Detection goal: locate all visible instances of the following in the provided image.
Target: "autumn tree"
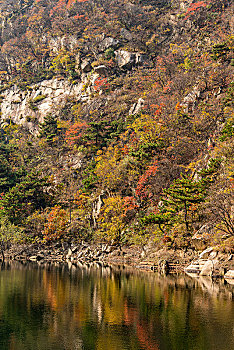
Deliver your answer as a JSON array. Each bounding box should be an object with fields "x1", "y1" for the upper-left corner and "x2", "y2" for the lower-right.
[
  {"x1": 160, "y1": 174, "x2": 207, "y2": 234},
  {"x1": 42, "y1": 205, "x2": 69, "y2": 242},
  {"x1": 97, "y1": 196, "x2": 136, "y2": 244}
]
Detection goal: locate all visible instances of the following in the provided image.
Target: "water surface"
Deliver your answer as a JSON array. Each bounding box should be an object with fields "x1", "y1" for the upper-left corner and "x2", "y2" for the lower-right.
[{"x1": 0, "y1": 261, "x2": 233, "y2": 350}]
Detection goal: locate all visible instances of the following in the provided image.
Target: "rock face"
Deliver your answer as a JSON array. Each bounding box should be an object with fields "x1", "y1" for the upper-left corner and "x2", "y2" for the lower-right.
[
  {"x1": 81, "y1": 59, "x2": 92, "y2": 73},
  {"x1": 129, "y1": 98, "x2": 145, "y2": 115},
  {"x1": 185, "y1": 259, "x2": 208, "y2": 274},
  {"x1": 200, "y1": 260, "x2": 214, "y2": 276},
  {"x1": 224, "y1": 270, "x2": 234, "y2": 279},
  {"x1": 185, "y1": 258, "x2": 220, "y2": 276},
  {"x1": 115, "y1": 50, "x2": 147, "y2": 69},
  {"x1": 0, "y1": 77, "x2": 90, "y2": 132},
  {"x1": 185, "y1": 247, "x2": 215, "y2": 275},
  {"x1": 185, "y1": 246, "x2": 234, "y2": 279},
  {"x1": 49, "y1": 35, "x2": 79, "y2": 53},
  {"x1": 192, "y1": 224, "x2": 213, "y2": 250},
  {"x1": 120, "y1": 28, "x2": 133, "y2": 41},
  {"x1": 199, "y1": 247, "x2": 213, "y2": 259},
  {"x1": 0, "y1": 35, "x2": 148, "y2": 132},
  {"x1": 182, "y1": 85, "x2": 200, "y2": 113},
  {"x1": 92, "y1": 194, "x2": 104, "y2": 228},
  {"x1": 136, "y1": 53, "x2": 147, "y2": 65},
  {"x1": 94, "y1": 65, "x2": 109, "y2": 76},
  {"x1": 99, "y1": 37, "x2": 119, "y2": 51},
  {"x1": 115, "y1": 50, "x2": 136, "y2": 69}
]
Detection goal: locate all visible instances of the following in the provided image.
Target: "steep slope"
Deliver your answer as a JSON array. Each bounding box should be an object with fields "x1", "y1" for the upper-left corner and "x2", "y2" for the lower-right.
[{"x1": 0, "y1": 0, "x2": 233, "y2": 252}]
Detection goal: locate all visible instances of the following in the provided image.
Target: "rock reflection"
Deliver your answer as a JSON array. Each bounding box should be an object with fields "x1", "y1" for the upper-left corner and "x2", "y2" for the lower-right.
[{"x1": 0, "y1": 261, "x2": 233, "y2": 350}]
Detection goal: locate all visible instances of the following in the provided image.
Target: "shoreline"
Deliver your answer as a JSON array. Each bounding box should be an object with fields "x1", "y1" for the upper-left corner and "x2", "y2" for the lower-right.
[{"x1": 2, "y1": 242, "x2": 234, "y2": 280}]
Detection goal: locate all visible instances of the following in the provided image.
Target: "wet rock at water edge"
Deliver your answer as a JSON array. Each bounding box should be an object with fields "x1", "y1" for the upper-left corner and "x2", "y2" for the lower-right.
[
  {"x1": 29, "y1": 255, "x2": 38, "y2": 262},
  {"x1": 224, "y1": 270, "x2": 234, "y2": 279},
  {"x1": 199, "y1": 247, "x2": 214, "y2": 259},
  {"x1": 200, "y1": 260, "x2": 214, "y2": 276}
]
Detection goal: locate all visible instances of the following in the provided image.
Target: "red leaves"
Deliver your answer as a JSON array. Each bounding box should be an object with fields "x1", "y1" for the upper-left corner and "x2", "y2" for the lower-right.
[
  {"x1": 73, "y1": 14, "x2": 85, "y2": 19},
  {"x1": 50, "y1": 0, "x2": 88, "y2": 17},
  {"x1": 149, "y1": 103, "x2": 164, "y2": 117},
  {"x1": 50, "y1": 0, "x2": 67, "y2": 16},
  {"x1": 42, "y1": 206, "x2": 69, "y2": 242},
  {"x1": 65, "y1": 121, "x2": 88, "y2": 146},
  {"x1": 162, "y1": 80, "x2": 172, "y2": 93},
  {"x1": 123, "y1": 196, "x2": 138, "y2": 213},
  {"x1": 122, "y1": 144, "x2": 129, "y2": 155},
  {"x1": 184, "y1": 1, "x2": 209, "y2": 19},
  {"x1": 136, "y1": 161, "x2": 158, "y2": 200},
  {"x1": 94, "y1": 77, "x2": 110, "y2": 92}
]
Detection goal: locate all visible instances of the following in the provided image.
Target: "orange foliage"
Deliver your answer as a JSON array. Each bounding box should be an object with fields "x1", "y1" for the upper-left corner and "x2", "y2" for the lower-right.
[
  {"x1": 65, "y1": 121, "x2": 88, "y2": 146},
  {"x1": 42, "y1": 206, "x2": 69, "y2": 241},
  {"x1": 184, "y1": 1, "x2": 209, "y2": 19},
  {"x1": 123, "y1": 196, "x2": 138, "y2": 214},
  {"x1": 50, "y1": 0, "x2": 88, "y2": 16},
  {"x1": 136, "y1": 161, "x2": 158, "y2": 200},
  {"x1": 94, "y1": 77, "x2": 110, "y2": 92}
]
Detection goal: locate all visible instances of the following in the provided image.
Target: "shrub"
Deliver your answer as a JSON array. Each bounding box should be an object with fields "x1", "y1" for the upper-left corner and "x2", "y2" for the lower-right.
[
  {"x1": 32, "y1": 94, "x2": 47, "y2": 103},
  {"x1": 42, "y1": 206, "x2": 69, "y2": 242},
  {"x1": 0, "y1": 217, "x2": 24, "y2": 259},
  {"x1": 219, "y1": 118, "x2": 234, "y2": 141}
]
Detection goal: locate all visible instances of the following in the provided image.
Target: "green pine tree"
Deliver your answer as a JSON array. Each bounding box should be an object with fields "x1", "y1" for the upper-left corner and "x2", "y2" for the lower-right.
[
  {"x1": 0, "y1": 172, "x2": 53, "y2": 224},
  {"x1": 39, "y1": 114, "x2": 58, "y2": 145},
  {"x1": 141, "y1": 212, "x2": 173, "y2": 235},
  {"x1": 162, "y1": 174, "x2": 206, "y2": 233},
  {"x1": 0, "y1": 141, "x2": 23, "y2": 192}
]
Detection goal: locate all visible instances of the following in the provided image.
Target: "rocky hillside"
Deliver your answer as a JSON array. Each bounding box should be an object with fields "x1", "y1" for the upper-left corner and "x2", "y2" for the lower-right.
[{"x1": 0, "y1": 0, "x2": 233, "y2": 255}]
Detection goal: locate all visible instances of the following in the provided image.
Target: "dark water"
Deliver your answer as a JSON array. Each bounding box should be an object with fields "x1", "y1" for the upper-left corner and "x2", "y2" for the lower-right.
[{"x1": 0, "y1": 262, "x2": 233, "y2": 350}]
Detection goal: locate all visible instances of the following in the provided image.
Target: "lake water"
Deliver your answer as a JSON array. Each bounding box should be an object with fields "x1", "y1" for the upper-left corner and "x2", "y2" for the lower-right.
[{"x1": 0, "y1": 262, "x2": 233, "y2": 350}]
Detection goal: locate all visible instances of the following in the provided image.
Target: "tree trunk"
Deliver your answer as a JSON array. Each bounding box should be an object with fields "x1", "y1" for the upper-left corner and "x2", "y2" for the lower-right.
[
  {"x1": 1, "y1": 249, "x2": 5, "y2": 262},
  {"x1": 159, "y1": 223, "x2": 165, "y2": 235},
  {"x1": 184, "y1": 201, "x2": 189, "y2": 233}
]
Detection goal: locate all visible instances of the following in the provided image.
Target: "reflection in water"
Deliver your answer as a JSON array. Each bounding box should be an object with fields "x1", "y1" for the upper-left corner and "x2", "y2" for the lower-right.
[{"x1": 0, "y1": 261, "x2": 233, "y2": 350}]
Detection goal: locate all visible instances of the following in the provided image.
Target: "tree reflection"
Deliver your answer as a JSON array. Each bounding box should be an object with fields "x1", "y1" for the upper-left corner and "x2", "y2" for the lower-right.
[{"x1": 0, "y1": 262, "x2": 233, "y2": 350}]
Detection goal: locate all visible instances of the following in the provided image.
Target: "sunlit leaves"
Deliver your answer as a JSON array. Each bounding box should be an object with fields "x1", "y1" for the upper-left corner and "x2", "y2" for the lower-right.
[
  {"x1": 65, "y1": 120, "x2": 88, "y2": 146},
  {"x1": 42, "y1": 205, "x2": 69, "y2": 241}
]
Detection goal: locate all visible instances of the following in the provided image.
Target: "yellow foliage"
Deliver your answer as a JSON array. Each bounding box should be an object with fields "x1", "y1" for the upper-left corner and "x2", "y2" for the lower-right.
[
  {"x1": 97, "y1": 196, "x2": 126, "y2": 242},
  {"x1": 95, "y1": 144, "x2": 139, "y2": 190},
  {"x1": 95, "y1": 146, "x2": 122, "y2": 190},
  {"x1": 128, "y1": 114, "x2": 164, "y2": 144}
]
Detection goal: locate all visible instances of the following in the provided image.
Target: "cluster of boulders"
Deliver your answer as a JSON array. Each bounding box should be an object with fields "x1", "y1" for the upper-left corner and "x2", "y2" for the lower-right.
[
  {"x1": 185, "y1": 247, "x2": 233, "y2": 282},
  {"x1": 78, "y1": 47, "x2": 148, "y2": 76},
  {"x1": 5, "y1": 242, "x2": 117, "y2": 264},
  {"x1": 65, "y1": 243, "x2": 115, "y2": 263}
]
